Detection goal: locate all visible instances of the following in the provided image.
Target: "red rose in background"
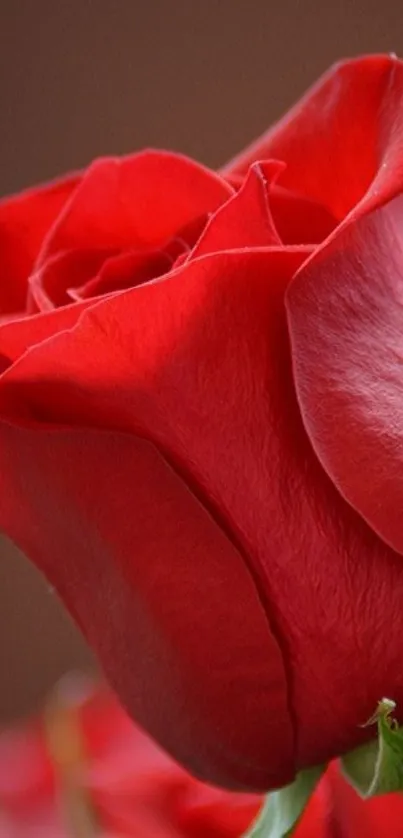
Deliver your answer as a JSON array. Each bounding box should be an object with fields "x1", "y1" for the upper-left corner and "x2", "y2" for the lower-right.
[
  {"x1": 2, "y1": 677, "x2": 403, "y2": 837},
  {"x1": 1, "y1": 54, "x2": 403, "y2": 793},
  {"x1": 0, "y1": 677, "x2": 323, "y2": 837}
]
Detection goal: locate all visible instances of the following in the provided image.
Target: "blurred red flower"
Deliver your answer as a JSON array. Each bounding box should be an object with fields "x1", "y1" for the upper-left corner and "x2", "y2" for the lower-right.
[
  {"x1": 0, "y1": 676, "x2": 261, "y2": 837},
  {"x1": 1, "y1": 676, "x2": 403, "y2": 837}
]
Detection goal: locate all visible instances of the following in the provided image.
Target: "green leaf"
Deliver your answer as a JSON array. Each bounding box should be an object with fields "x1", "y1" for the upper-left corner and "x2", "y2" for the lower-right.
[
  {"x1": 342, "y1": 697, "x2": 403, "y2": 797},
  {"x1": 243, "y1": 765, "x2": 324, "y2": 838}
]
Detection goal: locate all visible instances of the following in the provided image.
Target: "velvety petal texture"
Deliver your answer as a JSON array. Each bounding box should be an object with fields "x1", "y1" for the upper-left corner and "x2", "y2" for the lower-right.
[
  {"x1": 2, "y1": 54, "x2": 403, "y2": 797},
  {"x1": 287, "y1": 197, "x2": 403, "y2": 555},
  {"x1": 0, "y1": 421, "x2": 293, "y2": 791}
]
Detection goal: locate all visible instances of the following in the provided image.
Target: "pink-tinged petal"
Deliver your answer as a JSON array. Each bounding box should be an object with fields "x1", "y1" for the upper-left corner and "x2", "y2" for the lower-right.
[
  {"x1": 0, "y1": 174, "x2": 80, "y2": 314},
  {"x1": 0, "y1": 811, "x2": 67, "y2": 838},
  {"x1": 0, "y1": 723, "x2": 53, "y2": 808},
  {"x1": 37, "y1": 151, "x2": 232, "y2": 267},
  {"x1": 222, "y1": 55, "x2": 403, "y2": 221},
  {"x1": 190, "y1": 162, "x2": 282, "y2": 259},
  {"x1": 83, "y1": 693, "x2": 262, "y2": 837},
  {"x1": 61, "y1": 679, "x2": 134, "y2": 761},
  {"x1": 0, "y1": 423, "x2": 293, "y2": 792},
  {"x1": 3, "y1": 248, "x2": 402, "y2": 777},
  {"x1": 287, "y1": 196, "x2": 403, "y2": 555}
]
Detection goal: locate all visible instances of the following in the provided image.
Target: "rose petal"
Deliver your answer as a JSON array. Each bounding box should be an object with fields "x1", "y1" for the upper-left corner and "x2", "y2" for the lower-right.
[
  {"x1": 0, "y1": 296, "x2": 97, "y2": 372},
  {"x1": 222, "y1": 54, "x2": 403, "y2": 221},
  {"x1": 0, "y1": 724, "x2": 52, "y2": 806},
  {"x1": 190, "y1": 162, "x2": 283, "y2": 259},
  {"x1": 0, "y1": 423, "x2": 293, "y2": 791},
  {"x1": 28, "y1": 248, "x2": 118, "y2": 312},
  {"x1": 37, "y1": 151, "x2": 232, "y2": 268},
  {"x1": 287, "y1": 195, "x2": 403, "y2": 556},
  {"x1": 72, "y1": 250, "x2": 172, "y2": 302},
  {"x1": 0, "y1": 249, "x2": 307, "y2": 431},
  {"x1": 269, "y1": 185, "x2": 336, "y2": 244},
  {"x1": 0, "y1": 174, "x2": 80, "y2": 314}
]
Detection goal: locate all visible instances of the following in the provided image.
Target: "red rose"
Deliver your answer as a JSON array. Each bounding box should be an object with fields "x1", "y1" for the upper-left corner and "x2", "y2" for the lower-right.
[
  {"x1": 2, "y1": 675, "x2": 346, "y2": 837},
  {"x1": 0, "y1": 677, "x2": 261, "y2": 837},
  {"x1": 1, "y1": 53, "x2": 403, "y2": 793},
  {"x1": 3, "y1": 676, "x2": 403, "y2": 838}
]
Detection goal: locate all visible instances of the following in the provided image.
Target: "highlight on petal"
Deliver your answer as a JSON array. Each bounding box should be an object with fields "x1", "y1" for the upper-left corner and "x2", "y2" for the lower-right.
[
  {"x1": 37, "y1": 150, "x2": 232, "y2": 267},
  {"x1": 0, "y1": 422, "x2": 293, "y2": 792},
  {"x1": 287, "y1": 194, "x2": 403, "y2": 556},
  {"x1": 0, "y1": 173, "x2": 80, "y2": 314},
  {"x1": 222, "y1": 54, "x2": 403, "y2": 222}
]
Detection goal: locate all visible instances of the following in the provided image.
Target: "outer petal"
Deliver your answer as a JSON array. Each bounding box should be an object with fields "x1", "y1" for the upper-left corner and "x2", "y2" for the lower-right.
[
  {"x1": 287, "y1": 195, "x2": 403, "y2": 555},
  {"x1": 0, "y1": 423, "x2": 292, "y2": 792},
  {"x1": 2, "y1": 249, "x2": 402, "y2": 775},
  {"x1": 222, "y1": 55, "x2": 403, "y2": 221},
  {"x1": 0, "y1": 174, "x2": 80, "y2": 314},
  {"x1": 0, "y1": 295, "x2": 98, "y2": 371}
]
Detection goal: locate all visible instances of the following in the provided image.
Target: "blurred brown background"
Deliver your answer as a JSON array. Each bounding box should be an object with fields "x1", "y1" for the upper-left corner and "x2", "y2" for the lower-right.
[{"x1": 0, "y1": 0, "x2": 400, "y2": 721}]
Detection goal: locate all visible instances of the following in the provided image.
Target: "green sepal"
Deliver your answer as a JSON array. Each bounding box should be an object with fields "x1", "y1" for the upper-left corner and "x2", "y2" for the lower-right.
[
  {"x1": 341, "y1": 697, "x2": 403, "y2": 797},
  {"x1": 243, "y1": 765, "x2": 324, "y2": 838}
]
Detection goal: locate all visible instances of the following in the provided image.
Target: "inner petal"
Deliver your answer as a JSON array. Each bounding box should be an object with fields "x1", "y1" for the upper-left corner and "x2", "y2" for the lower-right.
[
  {"x1": 28, "y1": 248, "x2": 118, "y2": 312},
  {"x1": 269, "y1": 184, "x2": 337, "y2": 245},
  {"x1": 72, "y1": 250, "x2": 174, "y2": 302}
]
